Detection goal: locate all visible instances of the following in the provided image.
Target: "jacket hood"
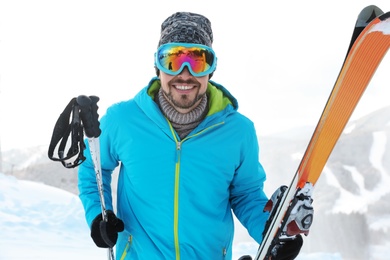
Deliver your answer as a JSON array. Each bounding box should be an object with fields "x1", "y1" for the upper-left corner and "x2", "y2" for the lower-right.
[{"x1": 131, "y1": 77, "x2": 239, "y2": 136}]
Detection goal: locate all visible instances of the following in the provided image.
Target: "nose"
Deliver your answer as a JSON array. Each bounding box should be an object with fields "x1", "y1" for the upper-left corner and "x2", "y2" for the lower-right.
[{"x1": 178, "y1": 65, "x2": 192, "y2": 77}]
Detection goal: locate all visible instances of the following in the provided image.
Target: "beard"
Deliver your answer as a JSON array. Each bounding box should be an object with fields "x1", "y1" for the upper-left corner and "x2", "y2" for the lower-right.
[
  {"x1": 163, "y1": 78, "x2": 206, "y2": 110},
  {"x1": 165, "y1": 91, "x2": 205, "y2": 109}
]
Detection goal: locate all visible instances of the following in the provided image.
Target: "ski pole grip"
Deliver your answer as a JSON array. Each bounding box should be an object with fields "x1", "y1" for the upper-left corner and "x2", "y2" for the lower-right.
[{"x1": 77, "y1": 95, "x2": 102, "y2": 138}]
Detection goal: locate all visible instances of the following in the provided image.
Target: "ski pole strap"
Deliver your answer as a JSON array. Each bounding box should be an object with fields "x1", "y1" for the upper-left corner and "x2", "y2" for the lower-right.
[{"x1": 47, "y1": 95, "x2": 101, "y2": 168}]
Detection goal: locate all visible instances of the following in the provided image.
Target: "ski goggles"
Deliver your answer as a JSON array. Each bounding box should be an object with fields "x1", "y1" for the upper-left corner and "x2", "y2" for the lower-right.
[{"x1": 154, "y1": 43, "x2": 217, "y2": 77}]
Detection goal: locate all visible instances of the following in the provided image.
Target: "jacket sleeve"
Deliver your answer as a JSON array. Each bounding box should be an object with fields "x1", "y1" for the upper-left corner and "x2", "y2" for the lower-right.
[
  {"x1": 78, "y1": 109, "x2": 120, "y2": 227},
  {"x1": 229, "y1": 122, "x2": 269, "y2": 244}
]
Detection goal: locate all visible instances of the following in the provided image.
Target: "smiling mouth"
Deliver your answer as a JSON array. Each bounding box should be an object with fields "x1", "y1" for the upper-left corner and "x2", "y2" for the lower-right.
[{"x1": 174, "y1": 85, "x2": 195, "y2": 90}]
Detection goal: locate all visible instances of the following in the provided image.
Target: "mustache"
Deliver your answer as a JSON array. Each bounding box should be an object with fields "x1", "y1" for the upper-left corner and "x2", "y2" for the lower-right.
[{"x1": 169, "y1": 77, "x2": 200, "y2": 86}]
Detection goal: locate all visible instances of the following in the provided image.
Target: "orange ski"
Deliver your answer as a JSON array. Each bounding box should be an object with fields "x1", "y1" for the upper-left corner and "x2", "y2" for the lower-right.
[
  {"x1": 297, "y1": 11, "x2": 390, "y2": 188},
  {"x1": 254, "y1": 5, "x2": 390, "y2": 260}
]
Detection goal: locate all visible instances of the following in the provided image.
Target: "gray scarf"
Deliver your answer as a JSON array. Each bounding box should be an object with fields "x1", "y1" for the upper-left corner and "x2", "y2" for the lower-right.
[{"x1": 156, "y1": 88, "x2": 208, "y2": 139}]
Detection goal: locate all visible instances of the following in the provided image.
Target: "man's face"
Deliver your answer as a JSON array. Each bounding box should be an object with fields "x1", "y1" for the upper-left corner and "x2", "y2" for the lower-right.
[{"x1": 159, "y1": 67, "x2": 209, "y2": 113}]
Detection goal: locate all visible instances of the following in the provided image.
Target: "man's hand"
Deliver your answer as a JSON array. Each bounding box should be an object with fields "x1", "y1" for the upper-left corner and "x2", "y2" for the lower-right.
[
  {"x1": 270, "y1": 234, "x2": 303, "y2": 260},
  {"x1": 264, "y1": 184, "x2": 314, "y2": 259},
  {"x1": 90, "y1": 210, "x2": 125, "y2": 248}
]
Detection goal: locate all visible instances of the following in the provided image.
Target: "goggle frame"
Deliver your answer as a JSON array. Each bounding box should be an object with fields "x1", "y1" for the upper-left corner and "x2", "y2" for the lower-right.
[{"x1": 154, "y1": 42, "x2": 217, "y2": 77}]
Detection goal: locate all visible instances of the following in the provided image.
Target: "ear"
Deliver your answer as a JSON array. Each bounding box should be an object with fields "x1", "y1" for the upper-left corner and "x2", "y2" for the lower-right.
[{"x1": 155, "y1": 66, "x2": 160, "y2": 77}]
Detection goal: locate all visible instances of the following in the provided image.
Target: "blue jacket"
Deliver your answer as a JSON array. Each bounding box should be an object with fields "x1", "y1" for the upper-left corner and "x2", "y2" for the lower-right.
[{"x1": 78, "y1": 78, "x2": 269, "y2": 259}]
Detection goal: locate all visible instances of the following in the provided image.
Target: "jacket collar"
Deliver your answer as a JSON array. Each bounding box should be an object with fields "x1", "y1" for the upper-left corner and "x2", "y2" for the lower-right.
[{"x1": 134, "y1": 77, "x2": 238, "y2": 134}]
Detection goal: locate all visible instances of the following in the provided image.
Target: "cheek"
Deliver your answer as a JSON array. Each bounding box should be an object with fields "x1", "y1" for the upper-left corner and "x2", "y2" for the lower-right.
[
  {"x1": 199, "y1": 77, "x2": 209, "y2": 93},
  {"x1": 159, "y1": 73, "x2": 174, "y2": 90},
  {"x1": 159, "y1": 72, "x2": 173, "y2": 82}
]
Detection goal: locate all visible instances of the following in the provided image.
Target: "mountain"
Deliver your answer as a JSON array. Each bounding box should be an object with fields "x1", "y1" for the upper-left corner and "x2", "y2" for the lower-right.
[
  {"x1": 258, "y1": 105, "x2": 390, "y2": 259},
  {"x1": 1, "y1": 105, "x2": 390, "y2": 259},
  {"x1": 2, "y1": 145, "x2": 79, "y2": 194}
]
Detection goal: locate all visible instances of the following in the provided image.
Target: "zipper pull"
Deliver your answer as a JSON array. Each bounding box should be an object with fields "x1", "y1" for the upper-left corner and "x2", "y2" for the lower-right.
[{"x1": 175, "y1": 141, "x2": 181, "y2": 162}]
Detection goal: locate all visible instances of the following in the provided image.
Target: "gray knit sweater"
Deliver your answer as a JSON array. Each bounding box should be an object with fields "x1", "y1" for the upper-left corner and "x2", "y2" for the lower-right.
[{"x1": 155, "y1": 88, "x2": 208, "y2": 139}]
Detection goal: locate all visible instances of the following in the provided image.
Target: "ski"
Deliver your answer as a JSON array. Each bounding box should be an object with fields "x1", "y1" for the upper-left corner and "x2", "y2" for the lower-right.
[{"x1": 252, "y1": 5, "x2": 390, "y2": 260}]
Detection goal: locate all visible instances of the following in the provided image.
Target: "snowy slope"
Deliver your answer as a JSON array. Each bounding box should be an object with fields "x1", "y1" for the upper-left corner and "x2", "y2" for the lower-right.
[
  {"x1": 0, "y1": 173, "x2": 106, "y2": 260},
  {"x1": 0, "y1": 172, "x2": 343, "y2": 259},
  {"x1": 1, "y1": 106, "x2": 390, "y2": 259}
]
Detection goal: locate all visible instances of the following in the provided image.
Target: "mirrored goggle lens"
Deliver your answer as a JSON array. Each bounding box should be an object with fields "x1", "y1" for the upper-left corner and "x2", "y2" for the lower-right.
[{"x1": 156, "y1": 43, "x2": 216, "y2": 76}]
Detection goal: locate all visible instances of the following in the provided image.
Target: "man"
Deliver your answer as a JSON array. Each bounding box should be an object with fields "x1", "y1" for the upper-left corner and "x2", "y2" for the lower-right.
[{"x1": 78, "y1": 12, "x2": 304, "y2": 259}]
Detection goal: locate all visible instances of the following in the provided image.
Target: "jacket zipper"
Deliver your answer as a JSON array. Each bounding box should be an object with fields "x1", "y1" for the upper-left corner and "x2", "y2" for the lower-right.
[
  {"x1": 167, "y1": 119, "x2": 181, "y2": 260},
  {"x1": 119, "y1": 235, "x2": 133, "y2": 260},
  {"x1": 167, "y1": 119, "x2": 225, "y2": 260},
  {"x1": 174, "y1": 140, "x2": 181, "y2": 260}
]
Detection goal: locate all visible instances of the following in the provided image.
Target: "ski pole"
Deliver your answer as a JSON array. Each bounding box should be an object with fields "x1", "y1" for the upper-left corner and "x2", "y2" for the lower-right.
[
  {"x1": 88, "y1": 136, "x2": 115, "y2": 260},
  {"x1": 77, "y1": 95, "x2": 115, "y2": 260}
]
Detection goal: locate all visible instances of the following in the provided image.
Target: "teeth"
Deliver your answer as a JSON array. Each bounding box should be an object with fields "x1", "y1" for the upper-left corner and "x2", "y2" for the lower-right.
[{"x1": 176, "y1": 85, "x2": 193, "y2": 90}]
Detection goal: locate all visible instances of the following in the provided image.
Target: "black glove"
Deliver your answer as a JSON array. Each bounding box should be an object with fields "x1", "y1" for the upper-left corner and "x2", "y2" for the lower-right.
[
  {"x1": 90, "y1": 210, "x2": 125, "y2": 248},
  {"x1": 271, "y1": 234, "x2": 303, "y2": 260}
]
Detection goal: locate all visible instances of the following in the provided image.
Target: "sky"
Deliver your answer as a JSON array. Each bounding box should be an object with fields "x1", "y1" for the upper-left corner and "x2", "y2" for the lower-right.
[
  {"x1": 0, "y1": 0, "x2": 390, "y2": 151},
  {"x1": 0, "y1": 172, "x2": 345, "y2": 259}
]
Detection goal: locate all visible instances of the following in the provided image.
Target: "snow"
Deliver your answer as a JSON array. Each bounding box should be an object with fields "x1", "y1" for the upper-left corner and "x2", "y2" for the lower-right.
[
  {"x1": 370, "y1": 19, "x2": 390, "y2": 34},
  {"x1": 370, "y1": 242, "x2": 390, "y2": 260},
  {"x1": 0, "y1": 173, "x2": 106, "y2": 260},
  {"x1": 343, "y1": 123, "x2": 356, "y2": 134},
  {"x1": 323, "y1": 131, "x2": 390, "y2": 215},
  {"x1": 0, "y1": 172, "x2": 341, "y2": 260},
  {"x1": 369, "y1": 131, "x2": 388, "y2": 175},
  {"x1": 17, "y1": 146, "x2": 48, "y2": 169},
  {"x1": 291, "y1": 152, "x2": 304, "y2": 161},
  {"x1": 370, "y1": 215, "x2": 390, "y2": 232}
]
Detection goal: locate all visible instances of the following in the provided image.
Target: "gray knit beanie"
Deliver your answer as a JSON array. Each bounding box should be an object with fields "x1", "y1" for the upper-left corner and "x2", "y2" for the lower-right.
[{"x1": 158, "y1": 12, "x2": 213, "y2": 47}]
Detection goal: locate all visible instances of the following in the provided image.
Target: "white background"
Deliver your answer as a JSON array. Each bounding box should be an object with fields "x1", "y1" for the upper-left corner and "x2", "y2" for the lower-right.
[{"x1": 0, "y1": 0, "x2": 389, "y2": 151}]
